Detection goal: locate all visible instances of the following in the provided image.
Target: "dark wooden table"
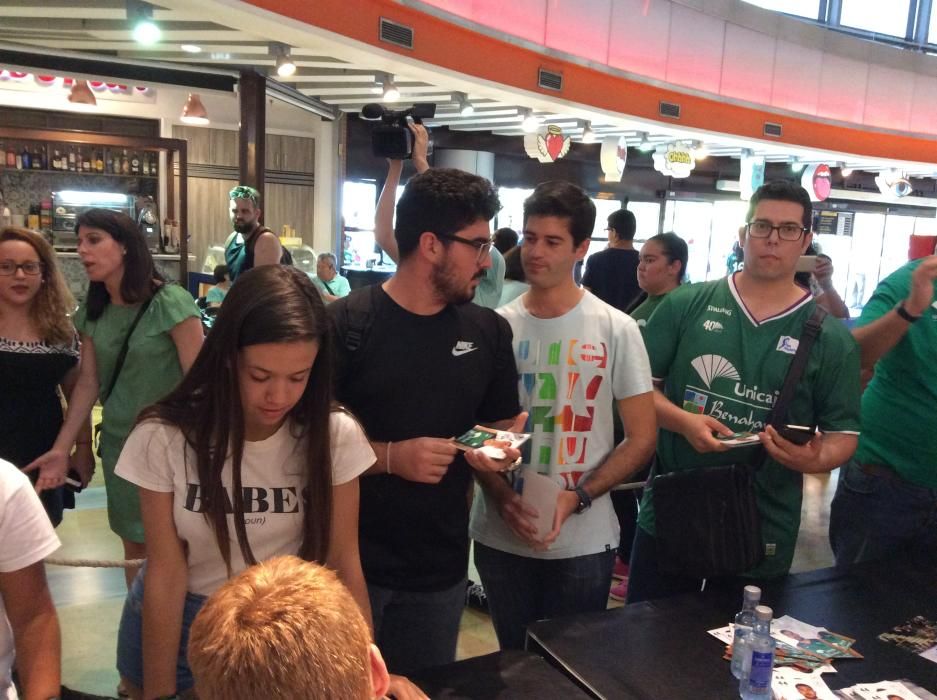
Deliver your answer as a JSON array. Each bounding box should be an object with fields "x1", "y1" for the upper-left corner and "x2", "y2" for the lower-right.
[
  {"x1": 410, "y1": 650, "x2": 592, "y2": 699},
  {"x1": 527, "y1": 559, "x2": 937, "y2": 699}
]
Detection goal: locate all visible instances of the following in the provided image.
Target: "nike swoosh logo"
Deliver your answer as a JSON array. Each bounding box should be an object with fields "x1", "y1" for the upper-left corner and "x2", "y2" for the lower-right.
[{"x1": 452, "y1": 347, "x2": 478, "y2": 357}]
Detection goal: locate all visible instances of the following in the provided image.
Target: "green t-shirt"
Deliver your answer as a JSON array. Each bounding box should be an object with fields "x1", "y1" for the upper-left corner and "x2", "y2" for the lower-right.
[
  {"x1": 311, "y1": 273, "x2": 351, "y2": 300},
  {"x1": 74, "y1": 284, "x2": 200, "y2": 467},
  {"x1": 630, "y1": 294, "x2": 666, "y2": 327},
  {"x1": 639, "y1": 275, "x2": 861, "y2": 578},
  {"x1": 854, "y1": 259, "x2": 937, "y2": 486}
]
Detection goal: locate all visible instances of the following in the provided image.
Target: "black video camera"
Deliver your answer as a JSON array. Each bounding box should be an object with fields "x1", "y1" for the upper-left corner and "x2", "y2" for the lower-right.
[{"x1": 360, "y1": 103, "x2": 436, "y2": 159}]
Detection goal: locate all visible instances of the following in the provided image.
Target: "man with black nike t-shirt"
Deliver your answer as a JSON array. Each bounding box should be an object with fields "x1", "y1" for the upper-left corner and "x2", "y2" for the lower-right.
[{"x1": 329, "y1": 168, "x2": 523, "y2": 676}]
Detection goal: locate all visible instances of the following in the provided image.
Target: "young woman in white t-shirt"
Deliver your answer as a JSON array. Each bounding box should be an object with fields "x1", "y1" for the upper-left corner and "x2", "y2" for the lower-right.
[{"x1": 113, "y1": 266, "x2": 377, "y2": 700}]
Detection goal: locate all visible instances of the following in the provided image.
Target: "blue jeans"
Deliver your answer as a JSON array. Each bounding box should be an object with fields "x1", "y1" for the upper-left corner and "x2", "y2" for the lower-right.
[
  {"x1": 830, "y1": 460, "x2": 937, "y2": 567},
  {"x1": 116, "y1": 565, "x2": 207, "y2": 692},
  {"x1": 474, "y1": 542, "x2": 616, "y2": 650},
  {"x1": 367, "y1": 577, "x2": 467, "y2": 675}
]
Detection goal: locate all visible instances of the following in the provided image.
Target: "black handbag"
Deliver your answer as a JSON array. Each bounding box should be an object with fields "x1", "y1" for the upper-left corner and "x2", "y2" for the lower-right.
[{"x1": 652, "y1": 306, "x2": 827, "y2": 579}]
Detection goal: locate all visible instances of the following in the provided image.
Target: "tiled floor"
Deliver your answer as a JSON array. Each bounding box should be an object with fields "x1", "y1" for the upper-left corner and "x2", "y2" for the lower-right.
[{"x1": 51, "y1": 471, "x2": 839, "y2": 697}]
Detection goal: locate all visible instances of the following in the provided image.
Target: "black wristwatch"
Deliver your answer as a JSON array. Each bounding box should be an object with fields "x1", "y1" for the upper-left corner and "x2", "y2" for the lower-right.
[
  {"x1": 896, "y1": 301, "x2": 922, "y2": 323},
  {"x1": 573, "y1": 485, "x2": 592, "y2": 513}
]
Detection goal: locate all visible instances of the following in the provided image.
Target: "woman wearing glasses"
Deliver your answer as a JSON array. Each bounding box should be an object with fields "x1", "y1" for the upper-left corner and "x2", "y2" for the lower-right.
[
  {"x1": 0, "y1": 226, "x2": 93, "y2": 525},
  {"x1": 28, "y1": 209, "x2": 203, "y2": 589}
]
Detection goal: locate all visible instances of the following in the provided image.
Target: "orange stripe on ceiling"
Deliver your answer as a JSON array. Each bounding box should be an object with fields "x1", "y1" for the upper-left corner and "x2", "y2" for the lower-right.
[{"x1": 247, "y1": 0, "x2": 937, "y2": 163}]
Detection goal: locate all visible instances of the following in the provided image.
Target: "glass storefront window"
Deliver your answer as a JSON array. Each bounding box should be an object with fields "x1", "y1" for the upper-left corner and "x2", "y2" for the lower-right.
[
  {"x1": 840, "y1": 0, "x2": 910, "y2": 38},
  {"x1": 742, "y1": 0, "x2": 821, "y2": 20},
  {"x1": 496, "y1": 187, "x2": 534, "y2": 232},
  {"x1": 630, "y1": 201, "x2": 662, "y2": 243},
  {"x1": 880, "y1": 212, "x2": 915, "y2": 282}
]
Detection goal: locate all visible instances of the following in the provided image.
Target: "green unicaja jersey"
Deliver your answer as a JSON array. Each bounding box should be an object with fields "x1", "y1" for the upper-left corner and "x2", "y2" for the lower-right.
[
  {"x1": 639, "y1": 274, "x2": 861, "y2": 578},
  {"x1": 854, "y1": 259, "x2": 937, "y2": 486},
  {"x1": 629, "y1": 294, "x2": 666, "y2": 327}
]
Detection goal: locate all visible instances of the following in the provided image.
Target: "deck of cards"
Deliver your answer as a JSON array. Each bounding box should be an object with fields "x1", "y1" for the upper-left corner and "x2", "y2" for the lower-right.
[{"x1": 452, "y1": 425, "x2": 531, "y2": 463}]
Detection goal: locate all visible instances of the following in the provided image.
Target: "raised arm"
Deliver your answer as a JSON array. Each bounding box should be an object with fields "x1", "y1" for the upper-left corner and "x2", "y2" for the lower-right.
[
  {"x1": 373, "y1": 122, "x2": 430, "y2": 265},
  {"x1": 852, "y1": 256, "x2": 937, "y2": 371}
]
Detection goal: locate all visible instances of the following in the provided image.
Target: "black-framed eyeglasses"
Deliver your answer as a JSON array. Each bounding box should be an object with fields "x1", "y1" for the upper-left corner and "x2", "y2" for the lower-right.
[
  {"x1": 745, "y1": 221, "x2": 808, "y2": 241},
  {"x1": 0, "y1": 260, "x2": 43, "y2": 276},
  {"x1": 438, "y1": 233, "x2": 493, "y2": 263}
]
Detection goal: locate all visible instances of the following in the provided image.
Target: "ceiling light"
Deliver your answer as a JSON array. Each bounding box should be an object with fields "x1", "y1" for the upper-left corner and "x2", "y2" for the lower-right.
[
  {"x1": 180, "y1": 93, "x2": 209, "y2": 125},
  {"x1": 581, "y1": 121, "x2": 597, "y2": 144},
  {"x1": 270, "y1": 43, "x2": 296, "y2": 78},
  {"x1": 635, "y1": 132, "x2": 655, "y2": 151},
  {"x1": 840, "y1": 166, "x2": 854, "y2": 177},
  {"x1": 791, "y1": 160, "x2": 807, "y2": 173},
  {"x1": 691, "y1": 140, "x2": 709, "y2": 159},
  {"x1": 67, "y1": 79, "x2": 97, "y2": 107},
  {"x1": 180, "y1": 44, "x2": 202, "y2": 54},
  {"x1": 382, "y1": 75, "x2": 400, "y2": 103},
  {"x1": 128, "y1": 0, "x2": 160, "y2": 45},
  {"x1": 456, "y1": 92, "x2": 474, "y2": 117},
  {"x1": 521, "y1": 109, "x2": 540, "y2": 133}
]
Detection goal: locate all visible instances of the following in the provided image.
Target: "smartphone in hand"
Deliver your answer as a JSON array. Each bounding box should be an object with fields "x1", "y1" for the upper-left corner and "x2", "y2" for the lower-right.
[{"x1": 776, "y1": 424, "x2": 816, "y2": 446}]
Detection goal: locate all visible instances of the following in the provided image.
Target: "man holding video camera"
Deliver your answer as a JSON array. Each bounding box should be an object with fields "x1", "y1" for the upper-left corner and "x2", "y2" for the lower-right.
[
  {"x1": 830, "y1": 252, "x2": 937, "y2": 567},
  {"x1": 627, "y1": 180, "x2": 861, "y2": 603}
]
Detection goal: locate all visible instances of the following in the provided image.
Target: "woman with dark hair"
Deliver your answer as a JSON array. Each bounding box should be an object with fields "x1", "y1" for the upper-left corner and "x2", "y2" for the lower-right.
[
  {"x1": 28, "y1": 208, "x2": 203, "y2": 585},
  {"x1": 0, "y1": 226, "x2": 94, "y2": 524},
  {"x1": 113, "y1": 265, "x2": 376, "y2": 700},
  {"x1": 630, "y1": 232, "x2": 689, "y2": 325}
]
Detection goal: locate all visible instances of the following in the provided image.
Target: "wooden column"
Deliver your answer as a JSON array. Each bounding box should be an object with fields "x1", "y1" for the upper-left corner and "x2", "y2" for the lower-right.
[{"x1": 238, "y1": 70, "x2": 266, "y2": 203}]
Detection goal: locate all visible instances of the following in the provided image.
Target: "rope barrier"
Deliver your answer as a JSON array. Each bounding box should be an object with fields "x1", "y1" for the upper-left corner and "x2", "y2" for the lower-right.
[{"x1": 45, "y1": 557, "x2": 145, "y2": 568}]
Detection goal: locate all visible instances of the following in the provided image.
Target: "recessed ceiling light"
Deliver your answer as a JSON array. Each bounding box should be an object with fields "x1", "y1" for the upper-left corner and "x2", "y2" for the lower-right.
[
  {"x1": 180, "y1": 44, "x2": 202, "y2": 54},
  {"x1": 382, "y1": 75, "x2": 400, "y2": 103}
]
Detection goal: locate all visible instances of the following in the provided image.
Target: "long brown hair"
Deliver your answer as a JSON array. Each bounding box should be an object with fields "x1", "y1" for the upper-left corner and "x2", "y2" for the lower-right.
[
  {"x1": 139, "y1": 266, "x2": 335, "y2": 570},
  {"x1": 0, "y1": 227, "x2": 75, "y2": 345}
]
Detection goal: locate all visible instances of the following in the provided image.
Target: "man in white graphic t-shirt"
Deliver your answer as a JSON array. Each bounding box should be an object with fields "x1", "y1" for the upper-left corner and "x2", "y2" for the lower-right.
[{"x1": 470, "y1": 181, "x2": 657, "y2": 649}]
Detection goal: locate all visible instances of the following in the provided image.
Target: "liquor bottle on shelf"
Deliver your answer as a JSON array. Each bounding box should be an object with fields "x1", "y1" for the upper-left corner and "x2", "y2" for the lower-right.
[
  {"x1": 121, "y1": 149, "x2": 130, "y2": 175},
  {"x1": 5, "y1": 143, "x2": 14, "y2": 168},
  {"x1": 51, "y1": 149, "x2": 60, "y2": 170},
  {"x1": 141, "y1": 152, "x2": 149, "y2": 176},
  {"x1": 21, "y1": 146, "x2": 31, "y2": 170},
  {"x1": 108, "y1": 149, "x2": 117, "y2": 174},
  {"x1": 31, "y1": 145, "x2": 43, "y2": 169},
  {"x1": 67, "y1": 146, "x2": 76, "y2": 172},
  {"x1": 82, "y1": 148, "x2": 92, "y2": 172},
  {"x1": 150, "y1": 153, "x2": 159, "y2": 177},
  {"x1": 130, "y1": 151, "x2": 140, "y2": 175},
  {"x1": 95, "y1": 150, "x2": 104, "y2": 173}
]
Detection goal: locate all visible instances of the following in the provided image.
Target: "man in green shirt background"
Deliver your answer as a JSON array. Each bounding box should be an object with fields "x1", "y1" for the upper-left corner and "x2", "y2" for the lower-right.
[
  {"x1": 310, "y1": 252, "x2": 351, "y2": 302},
  {"x1": 627, "y1": 180, "x2": 862, "y2": 603},
  {"x1": 830, "y1": 252, "x2": 937, "y2": 567}
]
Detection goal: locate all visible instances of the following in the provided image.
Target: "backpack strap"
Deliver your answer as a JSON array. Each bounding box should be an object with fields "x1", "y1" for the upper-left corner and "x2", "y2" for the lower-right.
[
  {"x1": 769, "y1": 305, "x2": 828, "y2": 427},
  {"x1": 344, "y1": 284, "x2": 377, "y2": 353}
]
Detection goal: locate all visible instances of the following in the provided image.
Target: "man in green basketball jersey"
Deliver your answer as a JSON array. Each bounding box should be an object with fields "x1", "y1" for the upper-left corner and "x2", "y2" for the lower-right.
[{"x1": 627, "y1": 180, "x2": 862, "y2": 603}]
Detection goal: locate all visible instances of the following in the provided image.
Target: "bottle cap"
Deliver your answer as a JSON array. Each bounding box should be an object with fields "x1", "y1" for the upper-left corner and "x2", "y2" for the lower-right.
[
  {"x1": 743, "y1": 585, "x2": 761, "y2": 600},
  {"x1": 754, "y1": 605, "x2": 772, "y2": 621}
]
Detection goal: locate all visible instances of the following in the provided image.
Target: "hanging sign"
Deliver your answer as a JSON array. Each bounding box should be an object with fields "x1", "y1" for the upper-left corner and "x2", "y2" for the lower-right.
[
  {"x1": 524, "y1": 124, "x2": 571, "y2": 163},
  {"x1": 600, "y1": 136, "x2": 627, "y2": 181},
  {"x1": 739, "y1": 154, "x2": 765, "y2": 201},
  {"x1": 653, "y1": 144, "x2": 695, "y2": 178},
  {"x1": 874, "y1": 169, "x2": 912, "y2": 198},
  {"x1": 801, "y1": 164, "x2": 832, "y2": 202}
]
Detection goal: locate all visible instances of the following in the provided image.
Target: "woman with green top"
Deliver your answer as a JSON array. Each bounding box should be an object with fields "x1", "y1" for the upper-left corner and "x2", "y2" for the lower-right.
[
  {"x1": 631, "y1": 232, "x2": 688, "y2": 326},
  {"x1": 28, "y1": 208, "x2": 203, "y2": 588}
]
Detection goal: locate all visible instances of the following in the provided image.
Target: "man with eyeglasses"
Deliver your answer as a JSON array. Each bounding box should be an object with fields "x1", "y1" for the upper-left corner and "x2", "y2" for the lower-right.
[
  {"x1": 626, "y1": 180, "x2": 861, "y2": 603},
  {"x1": 328, "y1": 168, "x2": 523, "y2": 679}
]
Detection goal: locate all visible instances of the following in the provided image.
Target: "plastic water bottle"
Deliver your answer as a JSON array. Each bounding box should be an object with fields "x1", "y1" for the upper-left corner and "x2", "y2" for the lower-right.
[
  {"x1": 739, "y1": 605, "x2": 776, "y2": 699},
  {"x1": 730, "y1": 585, "x2": 762, "y2": 679}
]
